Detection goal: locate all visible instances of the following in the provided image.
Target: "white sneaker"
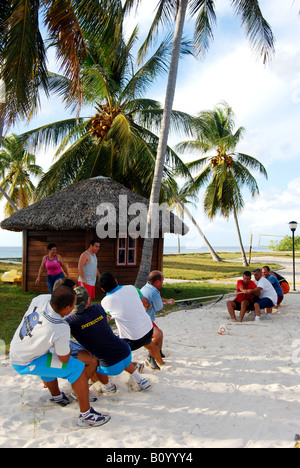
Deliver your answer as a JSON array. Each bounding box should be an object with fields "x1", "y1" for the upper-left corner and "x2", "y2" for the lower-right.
[
  {"x1": 49, "y1": 392, "x2": 71, "y2": 407},
  {"x1": 138, "y1": 378, "x2": 151, "y2": 391},
  {"x1": 100, "y1": 383, "x2": 117, "y2": 394},
  {"x1": 255, "y1": 316, "x2": 261, "y2": 323},
  {"x1": 77, "y1": 407, "x2": 111, "y2": 428}
]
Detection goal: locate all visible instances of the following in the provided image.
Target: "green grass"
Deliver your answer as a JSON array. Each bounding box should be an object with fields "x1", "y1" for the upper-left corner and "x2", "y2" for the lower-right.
[
  {"x1": 0, "y1": 253, "x2": 284, "y2": 350},
  {"x1": 160, "y1": 282, "x2": 236, "y2": 316},
  {"x1": 0, "y1": 262, "x2": 36, "y2": 353},
  {"x1": 160, "y1": 253, "x2": 282, "y2": 315},
  {"x1": 162, "y1": 252, "x2": 281, "y2": 281}
]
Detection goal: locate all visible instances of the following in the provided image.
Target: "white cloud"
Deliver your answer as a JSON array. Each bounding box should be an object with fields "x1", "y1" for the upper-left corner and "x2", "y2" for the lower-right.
[{"x1": 0, "y1": 226, "x2": 22, "y2": 247}]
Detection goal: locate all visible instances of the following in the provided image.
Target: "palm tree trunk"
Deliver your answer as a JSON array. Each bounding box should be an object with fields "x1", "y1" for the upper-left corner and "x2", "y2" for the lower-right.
[
  {"x1": 0, "y1": 104, "x2": 4, "y2": 147},
  {"x1": 135, "y1": 0, "x2": 189, "y2": 288},
  {"x1": 180, "y1": 202, "x2": 222, "y2": 262},
  {"x1": 0, "y1": 186, "x2": 18, "y2": 212},
  {"x1": 232, "y1": 203, "x2": 248, "y2": 267}
]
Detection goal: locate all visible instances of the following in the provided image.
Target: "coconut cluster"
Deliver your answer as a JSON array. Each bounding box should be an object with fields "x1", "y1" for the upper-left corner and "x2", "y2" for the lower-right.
[
  {"x1": 211, "y1": 155, "x2": 234, "y2": 168},
  {"x1": 90, "y1": 103, "x2": 122, "y2": 140}
]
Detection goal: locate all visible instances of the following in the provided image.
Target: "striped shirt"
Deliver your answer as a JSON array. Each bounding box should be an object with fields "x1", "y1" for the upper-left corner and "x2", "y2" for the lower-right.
[{"x1": 10, "y1": 295, "x2": 70, "y2": 366}]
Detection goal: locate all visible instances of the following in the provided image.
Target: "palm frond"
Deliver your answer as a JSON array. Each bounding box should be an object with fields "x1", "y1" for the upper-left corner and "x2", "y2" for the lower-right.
[
  {"x1": 137, "y1": 0, "x2": 178, "y2": 64},
  {"x1": 129, "y1": 120, "x2": 193, "y2": 181},
  {"x1": 44, "y1": 0, "x2": 87, "y2": 113},
  {"x1": 236, "y1": 152, "x2": 268, "y2": 179},
  {"x1": 1, "y1": 0, "x2": 48, "y2": 127},
  {"x1": 123, "y1": 33, "x2": 187, "y2": 101},
  {"x1": 190, "y1": 0, "x2": 217, "y2": 57},
  {"x1": 35, "y1": 132, "x2": 94, "y2": 198},
  {"x1": 176, "y1": 139, "x2": 212, "y2": 155},
  {"x1": 135, "y1": 108, "x2": 194, "y2": 138},
  {"x1": 20, "y1": 118, "x2": 89, "y2": 150},
  {"x1": 231, "y1": 0, "x2": 275, "y2": 64},
  {"x1": 0, "y1": 133, "x2": 42, "y2": 213},
  {"x1": 231, "y1": 159, "x2": 261, "y2": 196}
]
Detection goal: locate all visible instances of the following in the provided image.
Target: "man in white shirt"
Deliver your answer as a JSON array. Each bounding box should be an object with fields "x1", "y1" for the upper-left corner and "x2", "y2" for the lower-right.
[
  {"x1": 99, "y1": 272, "x2": 164, "y2": 368},
  {"x1": 245, "y1": 269, "x2": 277, "y2": 321},
  {"x1": 10, "y1": 286, "x2": 110, "y2": 428}
]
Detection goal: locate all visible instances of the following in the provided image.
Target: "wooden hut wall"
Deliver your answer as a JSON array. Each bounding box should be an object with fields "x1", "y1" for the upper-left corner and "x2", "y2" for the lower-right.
[
  {"x1": 24, "y1": 230, "x2": 89, "y2": 293},
  {"x1": 23, "y1": 229, "x2": 164, "y2": 295}
]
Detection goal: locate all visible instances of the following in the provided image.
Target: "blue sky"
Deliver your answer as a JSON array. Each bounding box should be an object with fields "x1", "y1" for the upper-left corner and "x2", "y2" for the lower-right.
[{"x1": 1, "y1": 0, "x2": 300, "y2": 251}]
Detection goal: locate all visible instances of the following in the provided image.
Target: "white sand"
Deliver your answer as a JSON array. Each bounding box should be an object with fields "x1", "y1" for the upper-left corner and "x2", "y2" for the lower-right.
[{"x1": 1, "y1": 257, "x2": 300, "y2": 449}]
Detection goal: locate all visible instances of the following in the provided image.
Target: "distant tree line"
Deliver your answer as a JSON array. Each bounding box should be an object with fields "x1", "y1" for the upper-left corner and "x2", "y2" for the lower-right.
[{"x1": 269, "y1": 236, "x2": 300, "y2": 251}]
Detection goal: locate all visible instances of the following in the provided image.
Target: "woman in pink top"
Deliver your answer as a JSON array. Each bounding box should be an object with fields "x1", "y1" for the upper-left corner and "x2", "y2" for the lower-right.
[{"x1": 36, "y1": 243, "x2": 70, "y2": 293}]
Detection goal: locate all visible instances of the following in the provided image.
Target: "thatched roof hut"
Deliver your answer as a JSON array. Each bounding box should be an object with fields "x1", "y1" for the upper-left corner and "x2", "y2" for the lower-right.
[
  {"x1": 1, "y1": 177, "x2": 188, "y2": 293},
  {"x1": 1, "y1": 176, "x2": 187, "y2": 234}
]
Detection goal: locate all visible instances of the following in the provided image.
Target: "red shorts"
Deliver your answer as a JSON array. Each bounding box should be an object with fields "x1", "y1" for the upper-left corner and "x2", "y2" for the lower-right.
[{"x1": 78, "y1": 282, "x2": 96, "y2": 299}]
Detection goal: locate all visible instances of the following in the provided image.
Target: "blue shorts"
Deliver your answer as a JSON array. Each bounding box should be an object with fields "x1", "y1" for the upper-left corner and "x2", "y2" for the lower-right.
[
  {"x1": 70, "y1": 340, "x2": 85, "y2": 357},
  {"x1": 257, "y1": 297, "x2": 275, "y2": 309},
  {"x1": 12, "y1": 352, "x2": 85, "y2": 384},
  {"x1": 97, "y1": 352, "x2": 132, "y2": 376}
]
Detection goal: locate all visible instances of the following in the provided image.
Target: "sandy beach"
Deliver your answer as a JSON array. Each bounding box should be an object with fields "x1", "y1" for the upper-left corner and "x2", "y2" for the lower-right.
[{"x1": 1, "y1": 256, "x2": 300, "y2": 449}]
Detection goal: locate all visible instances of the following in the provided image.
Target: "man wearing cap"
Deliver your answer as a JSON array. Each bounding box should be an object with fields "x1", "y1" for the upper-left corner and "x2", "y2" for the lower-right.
[{"x1": 66, "y1": 287, "x2": 151, "y2": 392}]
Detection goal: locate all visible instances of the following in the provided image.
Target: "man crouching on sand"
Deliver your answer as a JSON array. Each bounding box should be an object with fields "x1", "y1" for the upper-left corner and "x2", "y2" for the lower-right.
[
  {"x1": 10, "y1": 286, "x2": 110, "y2": 428},
  {"x1": 99, "y1": 272, "x2": 165, "y2": 368},
  {"x1": 227, "y1": 271, "x2": 257, "y2": 322}
]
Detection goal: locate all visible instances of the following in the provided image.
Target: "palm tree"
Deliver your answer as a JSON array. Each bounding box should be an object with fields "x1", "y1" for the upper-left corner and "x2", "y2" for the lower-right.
[
  {"x1": 0, "y1": 1, "x2": 125, "y2": 210},
  {"x1": 0, "y1": 0, "x2": 124, "y2": 135},
  {"x1": 129, "y1": 0, "x2": 275, "y2": 287},
  {"x1": 177, "y1": 102, "x2": 268, "y2": 266},
  {"x1": 21, "y1": 26, "x2": 194, "y2": 201},
  {"x1": 0, "y1": 134, "x2": 43, "y2": 217}
]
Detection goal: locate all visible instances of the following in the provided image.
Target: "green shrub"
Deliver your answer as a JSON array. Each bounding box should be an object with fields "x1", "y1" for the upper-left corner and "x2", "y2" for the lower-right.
[{"x1": 269, "y1": 235, "x2": 300, "y2": 251}]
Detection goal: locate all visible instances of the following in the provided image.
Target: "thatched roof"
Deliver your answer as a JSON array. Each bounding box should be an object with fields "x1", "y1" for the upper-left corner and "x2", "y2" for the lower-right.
[{"x1": 1, "y1": 177, "x2": 188, "y2": 236}]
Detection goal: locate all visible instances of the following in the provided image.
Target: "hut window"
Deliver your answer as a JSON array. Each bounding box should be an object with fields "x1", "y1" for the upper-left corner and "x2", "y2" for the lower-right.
[{"x1": 117, "y1": 235, "x2": 137, "y2": 266}]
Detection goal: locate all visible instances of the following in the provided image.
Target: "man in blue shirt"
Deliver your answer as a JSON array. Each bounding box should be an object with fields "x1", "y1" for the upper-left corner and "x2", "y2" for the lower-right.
[
  {"x1": 66, "y1": 287, "x2": 151, "y2": 392},
  {"x1": 262, "y1": 266, "x2": 284, "y2": 308},
  {"x1": 141, "y1": 271, "x2": 175, "y2": 370}
]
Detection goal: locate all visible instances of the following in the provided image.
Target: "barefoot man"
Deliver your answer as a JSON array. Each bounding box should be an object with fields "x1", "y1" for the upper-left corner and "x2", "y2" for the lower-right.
[{"x1": 227, "y1": 271, "x2": 256, "y2": 322}]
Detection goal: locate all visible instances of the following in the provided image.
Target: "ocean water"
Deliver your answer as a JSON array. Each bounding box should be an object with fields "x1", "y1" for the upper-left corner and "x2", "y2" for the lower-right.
[{"x1": 0, "y1": 246, "x2": 22, "y2": 259}]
